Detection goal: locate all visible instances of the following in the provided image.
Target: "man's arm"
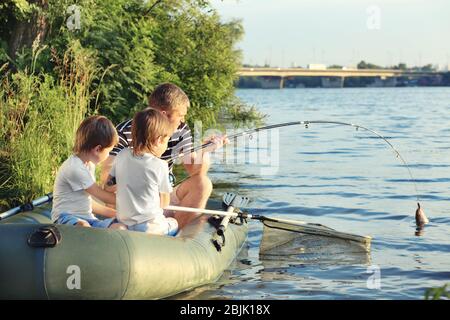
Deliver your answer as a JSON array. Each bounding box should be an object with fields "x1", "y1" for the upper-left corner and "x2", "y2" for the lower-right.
[
  {"x1": 101, "y1": 124, "x2": 129, "y2": 186},
  {"x1": 100, "y1": 155, "x2": 116, "y2": 187},
  {"x1": 183, "y1": 151, "x2": 211, "y2": 176}
]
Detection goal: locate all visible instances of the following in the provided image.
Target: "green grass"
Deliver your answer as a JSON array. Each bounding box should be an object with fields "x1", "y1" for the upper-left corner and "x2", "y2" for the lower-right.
[
  {"x1": 0, "y1": 41, "x2": 97, "y2": 209},
  {"x1": 425, "y1": 283, "x2": 450, "y2": 300}
]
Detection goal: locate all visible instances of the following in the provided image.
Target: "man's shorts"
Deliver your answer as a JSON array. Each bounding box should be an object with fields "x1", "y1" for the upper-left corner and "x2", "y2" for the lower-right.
[{"x1": 55, "y1": 213, "x2": 115, "y2": 229}]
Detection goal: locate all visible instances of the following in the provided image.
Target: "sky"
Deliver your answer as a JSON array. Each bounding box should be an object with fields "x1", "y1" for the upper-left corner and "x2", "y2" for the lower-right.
[{"x1": 210, "y1": 0, "x2": 450, "y2": 68}]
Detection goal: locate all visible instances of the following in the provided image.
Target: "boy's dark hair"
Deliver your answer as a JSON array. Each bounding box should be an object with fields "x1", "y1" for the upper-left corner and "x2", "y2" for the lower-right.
[
  {"x1": 148, "y1": 83, "x2": 190, "y2": 112},
  {"x1": 132, "y1": 108, "x2": 172, "y2": 155},
  {"x1": 73, "y1": 116, "x2": 118, "y2": 154}
]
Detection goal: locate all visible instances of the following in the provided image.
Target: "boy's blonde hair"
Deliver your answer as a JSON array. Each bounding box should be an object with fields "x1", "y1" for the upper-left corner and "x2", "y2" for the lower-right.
[
  {"x1": 132, "y1": 108, "x2": 172, "y2": 155},
  {"x1": 73, "y1": 115, "x2": 118, "y2": 154},
  {"x1": 148, "y1": 83, "x2": 190, "y2": 112}
]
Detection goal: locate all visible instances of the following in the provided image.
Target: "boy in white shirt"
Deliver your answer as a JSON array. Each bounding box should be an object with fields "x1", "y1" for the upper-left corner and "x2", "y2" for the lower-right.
[
  {"x1": 52, "y1": 116, "x2": 120, "y2": 228},
  {"x1": 108, "y1": 108, "x2": 178, "y2": 235}
]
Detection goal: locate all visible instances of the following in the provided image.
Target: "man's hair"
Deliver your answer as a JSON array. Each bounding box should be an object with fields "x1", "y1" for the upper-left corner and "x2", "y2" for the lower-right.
[
  {"x1": 132, "y1": 108, "x2": 172, "y2": 155},
  {"x1": 148, "y1": 83, "x2": 190, "y2": 112},
  {"x1": 73, "y1": 116, "x2": 118, "y2": 154}
]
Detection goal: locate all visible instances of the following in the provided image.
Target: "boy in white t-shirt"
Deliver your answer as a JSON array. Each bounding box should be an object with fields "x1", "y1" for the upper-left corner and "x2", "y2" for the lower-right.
[
  {"x1": 107, "y1": 108, "x2": 178, "y2": 235},
  {"x1": 52, "y1": 116, "x2": 121, "y2": 228}
]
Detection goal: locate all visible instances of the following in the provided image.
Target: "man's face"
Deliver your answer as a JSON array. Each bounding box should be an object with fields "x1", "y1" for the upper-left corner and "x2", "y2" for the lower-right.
[{"x1": 164, "y1": 104, "x2": 188, "y2": 133}]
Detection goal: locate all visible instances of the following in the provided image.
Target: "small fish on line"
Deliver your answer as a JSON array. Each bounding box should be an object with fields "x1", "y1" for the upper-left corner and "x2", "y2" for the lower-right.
[{"x1": 415, "y1": 202, "x2": 429, "y2": 226}]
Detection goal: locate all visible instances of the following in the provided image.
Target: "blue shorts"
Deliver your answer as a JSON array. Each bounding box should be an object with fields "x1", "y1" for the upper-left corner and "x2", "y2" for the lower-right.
[
  {"x1": 55, "y1": 213, "x2": 115, "y2": 229},
  {"x1": 128, "y1": 217, "x2": 178, "y2": 236}
]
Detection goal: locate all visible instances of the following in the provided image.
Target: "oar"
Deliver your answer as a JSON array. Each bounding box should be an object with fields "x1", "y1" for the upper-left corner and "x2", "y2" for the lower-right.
[
  {"x1": 0, "y1": 193, "x2": 53, "y2": 221},
  {"x1": 165, "y1": 205, "x2": 371, "y2": 248}
]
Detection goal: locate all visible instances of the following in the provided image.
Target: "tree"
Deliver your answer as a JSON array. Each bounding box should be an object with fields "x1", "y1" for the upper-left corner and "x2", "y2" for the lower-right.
[
  {"x1": 357, "y1": 60, "x2": 382, "y2": 69},
  {"x1": 398, "y1": 63, "x2": 407, "y2": 70},
  {"x1": 421, "y1": 64, "x2": 435, "y2": 72},
  {"x1": 150, "y1": 1, "x2": 244, "y2": 126},
  {"x1": 1, "y1": 0, "x2": 249, "y2": 127}
]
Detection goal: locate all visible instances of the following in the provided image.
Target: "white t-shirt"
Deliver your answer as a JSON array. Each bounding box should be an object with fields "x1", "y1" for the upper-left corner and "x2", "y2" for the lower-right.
[
  {"x1": 51, "y1": 155, "x2": 96, "y2": 221},
  {"x1": 110, "y1": 148, "x2": 173, "y2": 226}
]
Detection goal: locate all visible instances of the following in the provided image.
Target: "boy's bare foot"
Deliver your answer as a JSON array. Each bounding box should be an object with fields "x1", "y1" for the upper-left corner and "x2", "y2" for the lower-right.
[
  {"x1": 110, "y1": 223, "x2": 127, "y2": 230},
  {"x1": 76, "y1": 220, "x2": 91, "y2": 227}
]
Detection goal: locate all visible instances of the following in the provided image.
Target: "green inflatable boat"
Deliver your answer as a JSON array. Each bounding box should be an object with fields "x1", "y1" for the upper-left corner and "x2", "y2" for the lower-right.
[{"x1": 0, "y1": 196, "x2": 248, "y2": 299}]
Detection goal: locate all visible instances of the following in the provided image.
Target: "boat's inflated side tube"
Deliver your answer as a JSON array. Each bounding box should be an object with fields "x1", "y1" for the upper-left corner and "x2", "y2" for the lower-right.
[
  {"x1": 0, "y1": 218, "x2": 247, "y2": 299},
  {"x1": 43, "y1": 225, "x2": 131, "y2": 299},
  {"x1": 0, "y1": 224, "x2": 49, "y2": 299},
  {"x1": 120, "y1": 218, "x2": 247, "y2": 299},
  {"x1": 0, "y1": 224, "x2": 131, "y2": 299}
]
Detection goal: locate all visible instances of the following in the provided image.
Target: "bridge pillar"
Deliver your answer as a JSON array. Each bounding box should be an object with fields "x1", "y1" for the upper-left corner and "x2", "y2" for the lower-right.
[
  {"x1": 279, "y1": 77, "x2": 285, "y2": 89},
  {"x1": 321, "y1": 77, "x2": 344, "y2": 88},
  {"x1": 367, "y1": 77, "x2": 397, "y2": 87},
  {"x1": 261, "y1": 76, "x2": 284, "y2": 89}
]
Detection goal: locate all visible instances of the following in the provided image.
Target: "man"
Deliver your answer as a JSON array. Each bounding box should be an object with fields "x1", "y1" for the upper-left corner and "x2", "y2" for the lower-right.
[{"x1": 100, "y1": 83, "x2": 226, "y2": 229}]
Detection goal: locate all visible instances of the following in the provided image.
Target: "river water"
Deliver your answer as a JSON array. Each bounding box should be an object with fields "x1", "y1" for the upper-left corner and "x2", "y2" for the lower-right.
[{"x1": 175, "y1": 87, "x2": 450, "y2": 300}]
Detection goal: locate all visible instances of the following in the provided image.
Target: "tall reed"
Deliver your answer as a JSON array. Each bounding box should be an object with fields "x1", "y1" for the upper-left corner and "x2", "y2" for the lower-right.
[{"x1": 0, "y1": 40, "x2": 97, "y2": 210}]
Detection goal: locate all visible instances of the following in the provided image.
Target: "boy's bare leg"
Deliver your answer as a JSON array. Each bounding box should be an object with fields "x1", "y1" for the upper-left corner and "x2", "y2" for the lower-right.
[{"x1": 171, "y1": 174, "x2": 213, "y2": 229}]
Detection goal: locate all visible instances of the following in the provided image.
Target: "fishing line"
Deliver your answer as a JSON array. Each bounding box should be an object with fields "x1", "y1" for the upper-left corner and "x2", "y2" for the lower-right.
[{"x1": 169, "y1": 120, "x2": 421, "y2": 203}]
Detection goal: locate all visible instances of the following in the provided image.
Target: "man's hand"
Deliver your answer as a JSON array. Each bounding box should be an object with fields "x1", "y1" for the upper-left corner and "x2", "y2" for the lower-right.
[
  {"x1": 182, "y1": 135, "x2": 228, "y2": 177},
  {"x1": 104, "y1": 175, "x2": 117, "y2": 193},
  {"x1": 202, "y1": 135, "x2": 229, "y2": 153}
]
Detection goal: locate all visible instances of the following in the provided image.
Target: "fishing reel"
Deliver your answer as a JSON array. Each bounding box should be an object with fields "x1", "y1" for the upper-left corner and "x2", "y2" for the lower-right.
[{"x1": 211, "y1": 193, "x2": 250, "y2": 252}]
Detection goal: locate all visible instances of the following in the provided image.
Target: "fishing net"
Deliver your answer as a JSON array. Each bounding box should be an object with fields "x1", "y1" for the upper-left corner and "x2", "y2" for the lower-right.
[{"x1": 259, "y1": 220, "x2": 371, "y2": 265}]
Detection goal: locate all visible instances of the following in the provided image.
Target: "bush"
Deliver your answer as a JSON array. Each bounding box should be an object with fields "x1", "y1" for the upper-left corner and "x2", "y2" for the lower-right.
[{"x1": 0, "y1": 40, "x2": 96, "y2": 209}]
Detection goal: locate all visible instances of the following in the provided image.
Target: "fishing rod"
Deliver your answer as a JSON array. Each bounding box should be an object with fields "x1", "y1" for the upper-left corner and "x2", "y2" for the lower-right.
[{"x1": 169, "y1": 120, "x2": 421, "y2": 203}]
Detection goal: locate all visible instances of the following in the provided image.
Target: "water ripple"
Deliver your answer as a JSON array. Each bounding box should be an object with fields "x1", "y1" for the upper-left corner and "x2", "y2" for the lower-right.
[{"x1": 201, "y1": 88, "x2": 450, "y2": 300}]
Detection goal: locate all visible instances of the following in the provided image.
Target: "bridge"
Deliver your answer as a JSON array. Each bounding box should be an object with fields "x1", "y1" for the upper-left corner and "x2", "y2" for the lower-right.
[{"x1": 237, "y1": 67, "x2": 440, "y2": 88}]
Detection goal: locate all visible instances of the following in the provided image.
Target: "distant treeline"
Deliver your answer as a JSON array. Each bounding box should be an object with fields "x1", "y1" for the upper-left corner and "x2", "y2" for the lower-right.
[
  {"x1": 243, "y1": 61, "x2": 443, "y2": 72},
  {"x1": 239, "y1": 60, "x2": 450, "y2": 88},
  {"x1": 237, "y1": 74, "x2": 450, "y2": 88}
]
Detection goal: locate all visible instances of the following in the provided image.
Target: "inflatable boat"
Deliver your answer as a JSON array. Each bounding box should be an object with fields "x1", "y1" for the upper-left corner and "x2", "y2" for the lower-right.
[{"x1": 0, "y1": 196, "x2": 248, "y2": 299}]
